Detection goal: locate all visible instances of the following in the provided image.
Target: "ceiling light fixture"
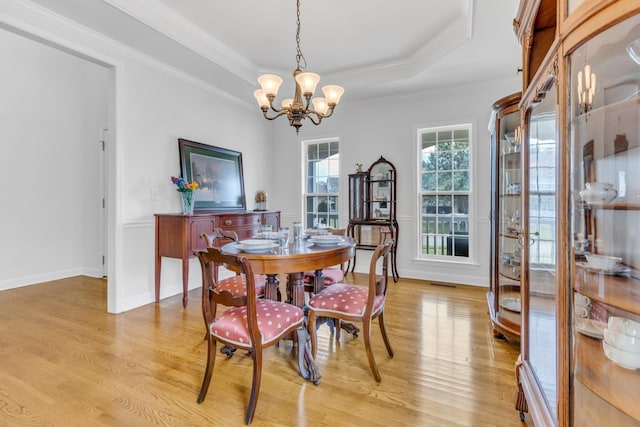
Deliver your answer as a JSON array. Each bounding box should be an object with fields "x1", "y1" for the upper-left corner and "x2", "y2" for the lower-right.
[{"x1": 253, "y1": 0, "x2": 344, "y2": 134}]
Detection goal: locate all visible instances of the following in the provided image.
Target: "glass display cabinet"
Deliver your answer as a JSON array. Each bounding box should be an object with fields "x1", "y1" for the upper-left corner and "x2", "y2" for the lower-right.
[
  {"x1": 488, "y1": 92, "x2": 523, "y2": 342},
  {"x1": 347, "y1": 156, "x2": 399, "y2": 281},
  {"x1": 568, "y1": 11, "x2": 640, "y2": 427},
  {"x1": 514, "y1": 1, "x2": 640, "y2": 425}
]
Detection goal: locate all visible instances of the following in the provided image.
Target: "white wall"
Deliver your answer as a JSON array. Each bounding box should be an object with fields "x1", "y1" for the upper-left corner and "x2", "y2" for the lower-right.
[
  {"x1": 0, "y1": 0, "x2": 519, "y2": 313},
  {"x1": 0, "y1": 28, "x2": 107, "y2": 289},
  {"x1": 271, "y1": 78, "x2": 520, "y2": 287},
  {"x1": 0, "y1": 1, "x2": 273, "y2": 312}
]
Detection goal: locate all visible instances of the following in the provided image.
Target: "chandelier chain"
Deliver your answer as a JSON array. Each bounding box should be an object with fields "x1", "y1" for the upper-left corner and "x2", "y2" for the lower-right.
[{"x1": 295, "y1": 0, "x2": 307, "y2": 70}]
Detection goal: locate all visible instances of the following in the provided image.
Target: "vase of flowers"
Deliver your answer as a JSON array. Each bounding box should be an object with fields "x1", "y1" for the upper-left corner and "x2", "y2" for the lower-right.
[{"x1": 171, "y1": 176, "x2": 199, "y2": 215}]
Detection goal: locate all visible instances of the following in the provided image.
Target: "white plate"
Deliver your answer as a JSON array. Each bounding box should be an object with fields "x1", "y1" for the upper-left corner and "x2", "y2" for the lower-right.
[
  {"x1": 576, "y1": 262, "x2": 630, "y2": 276},
  {"x1": 309, "y1": 236, "x2": 345, "y2": 246},
  {"x1": 238, "y1": 239, "x2": 275, "y2": 247},
  {"x1": 500, "y1": 297, "x2": 521, "y2": 313},
  {"x1": 574, "y1": 317, "x2": 606, "y2": 339},
  {"x1": 310, "y1": 235, "x2": 343, "y2": 242},
  {"x1": 236, "y1": 242, "x2": 278, "y2": 253}
]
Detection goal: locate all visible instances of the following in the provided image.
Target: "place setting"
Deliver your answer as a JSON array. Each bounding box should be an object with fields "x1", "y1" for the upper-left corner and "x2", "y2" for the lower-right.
[
  {"x1": 235, "y1": 239, "x2": 279, "y2": 254},
  {"x1": 308, "y1": 234, "x2": 346, "y2": 247}
]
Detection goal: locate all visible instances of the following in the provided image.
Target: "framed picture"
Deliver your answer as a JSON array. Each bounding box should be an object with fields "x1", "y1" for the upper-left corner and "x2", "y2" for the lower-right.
[{"x1": 178, "y1": 138, "x2": 246, "y2": 212}]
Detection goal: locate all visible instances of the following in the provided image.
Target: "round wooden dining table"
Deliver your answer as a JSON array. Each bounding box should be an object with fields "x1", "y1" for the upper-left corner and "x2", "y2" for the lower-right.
[
  {"x1": 220, "y1": 237, "x2": 356, "y2": 307},
  {"x1": 220, "y1": 236, "x2": 356, "y2": 384}
]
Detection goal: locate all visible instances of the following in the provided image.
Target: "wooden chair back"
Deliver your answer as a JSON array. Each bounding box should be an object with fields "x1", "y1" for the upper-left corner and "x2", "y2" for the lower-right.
[
  {"x1": 196, "y1": 247, "x2": 259, "y2": 342},
  {"x1": 367, "y1": 239, "x2": 394, "y2": 314},
  {"x1": 201, "y1": 228, "x2": 241, "y2": 275}
]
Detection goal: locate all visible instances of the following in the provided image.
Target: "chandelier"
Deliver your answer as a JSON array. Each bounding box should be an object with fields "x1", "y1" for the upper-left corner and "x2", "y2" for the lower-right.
[
  {"x1": 577, "y1": 62, "x2": 596, "y2": 115},
  {"x1": 253, "y1": 0, "x2": 344, "y2": 133}
]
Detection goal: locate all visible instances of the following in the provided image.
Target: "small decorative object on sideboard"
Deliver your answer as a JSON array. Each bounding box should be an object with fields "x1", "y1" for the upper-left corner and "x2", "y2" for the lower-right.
[
  {"x1": 171, "y1": 176, "x2": 199, "y2": 215},
  {"x1": 254, "y1": 190, "x2": 268, "y2": 211}
]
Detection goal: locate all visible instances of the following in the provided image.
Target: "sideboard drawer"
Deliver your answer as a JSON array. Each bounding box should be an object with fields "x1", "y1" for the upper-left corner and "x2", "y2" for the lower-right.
[{"x1": 218, "y1": 213, "x2": 262, "y2": 228}]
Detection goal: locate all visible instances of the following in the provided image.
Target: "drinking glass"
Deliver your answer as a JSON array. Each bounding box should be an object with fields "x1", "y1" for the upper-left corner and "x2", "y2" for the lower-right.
[
  {"x1": 279, "y1": 227, "x2": 290, "y2": 247},
  {"x1": 260, "y1": 224, "x2": 273, "y2": 233},
  {"x1": 317, "y1": 223, "x2": 328, "y2": 235},
  {"x1": 293, "y1": 222, "x2": 302, "y2": 241}
]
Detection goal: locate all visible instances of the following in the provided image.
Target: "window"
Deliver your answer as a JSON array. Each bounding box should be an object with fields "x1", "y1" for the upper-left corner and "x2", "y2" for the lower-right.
[
  {"x1": 304, "y1": 139, "x2": 340, "y2": 228},
  {"x1": 418, "y1": 124, "x2": 471, "y2": 259}
]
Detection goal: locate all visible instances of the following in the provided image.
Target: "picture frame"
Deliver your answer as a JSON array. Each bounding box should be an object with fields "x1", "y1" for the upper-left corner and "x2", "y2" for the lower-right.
[{"x1": 178, "y1": 138, "x2": 246, "y2": 212}]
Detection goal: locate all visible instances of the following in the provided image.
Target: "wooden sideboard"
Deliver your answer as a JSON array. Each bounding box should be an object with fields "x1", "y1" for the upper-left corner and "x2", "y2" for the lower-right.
[{"x1": 154, "y1": 211, "x2": 280, "y2": 307}]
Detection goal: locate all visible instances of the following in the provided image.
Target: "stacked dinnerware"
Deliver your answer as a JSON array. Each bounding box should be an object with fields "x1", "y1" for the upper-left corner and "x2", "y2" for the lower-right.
[{"x1": 602, "y1": 316, "x2": 640, "y2": 370}]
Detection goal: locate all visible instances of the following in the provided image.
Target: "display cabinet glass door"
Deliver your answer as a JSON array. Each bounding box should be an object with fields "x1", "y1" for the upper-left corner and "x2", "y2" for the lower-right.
[
  {"x1": 524, "y1": 79, "x2": 558, "y2": 420},
  {"x1": 569, "y1": 13, "x2": 640, "y2": 426},
  {"x1": 348, "y1": 173, "x2": 366, "y2": 221},
  {"x1": 489, "y1": 92, "x2": 522, "y2": 341},
  {"x1": 365, "y1": 160, "x2": 395, "y2": 221}
]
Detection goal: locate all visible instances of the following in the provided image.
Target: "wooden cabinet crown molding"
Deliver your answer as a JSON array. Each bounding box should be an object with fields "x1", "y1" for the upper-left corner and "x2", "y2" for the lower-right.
[
  {"x1": 517, "y1": 0, "x2": 557, "y2": 89},
  {"x1": 520, "y1": 41, "x2": 559, "y2": 111}
]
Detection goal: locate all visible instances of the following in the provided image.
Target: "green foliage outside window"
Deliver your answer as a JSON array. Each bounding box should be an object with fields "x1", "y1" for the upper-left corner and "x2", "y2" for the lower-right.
[{"x1": 419, "y1": 125, "x2": 471, "y2": 258}]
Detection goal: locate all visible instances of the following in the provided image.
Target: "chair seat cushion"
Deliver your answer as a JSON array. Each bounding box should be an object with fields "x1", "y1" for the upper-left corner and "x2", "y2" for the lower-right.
[
  {"x1": 308, "y1": 283, "x2": 384, "y2": 316},
  {"x1": 217, "y1": 274, "x2": 268, "y2": 297},
  {"x1": 210, "y1": 300, "x2": 304, "y2": 347},
  {"x1": 302, "y1": 268, "x2": 344, "y2": 285}
]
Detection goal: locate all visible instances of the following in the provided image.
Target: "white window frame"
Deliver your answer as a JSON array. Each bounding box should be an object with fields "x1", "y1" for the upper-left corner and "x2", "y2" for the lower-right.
[
  {"x1": 302, "y1": 137, "x2": 340, "y2": 229},
  {"x1": 416, "y1": 123, "x2": 474, "y2": 262}
]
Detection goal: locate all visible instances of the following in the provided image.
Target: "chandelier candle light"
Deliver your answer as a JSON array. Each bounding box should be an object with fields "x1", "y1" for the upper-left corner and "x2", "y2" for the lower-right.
[
  {"x1": 253, "y1": 0, "x2": 344, "y2": 133},
  {"x1": 577, "y1": 62, "x2": 596, "y2": 115}
]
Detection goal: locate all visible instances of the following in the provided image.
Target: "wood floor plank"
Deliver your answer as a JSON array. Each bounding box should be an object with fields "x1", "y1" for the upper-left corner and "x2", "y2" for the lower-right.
[{"x1": 0, "y1": 274, "x2": 532, "y2": 426}]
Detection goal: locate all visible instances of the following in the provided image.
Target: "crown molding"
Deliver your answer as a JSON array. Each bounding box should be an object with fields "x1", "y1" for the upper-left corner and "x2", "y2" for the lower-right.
[
  {"x1": 103, "y1": 0, "x2": 256, "y2": 84},
  {"x1": 325, "y1": 1, "x2": 473, "y2": 87},
  {"x1": 0, "y1": 0, "x2": 252, "y2": 108}
]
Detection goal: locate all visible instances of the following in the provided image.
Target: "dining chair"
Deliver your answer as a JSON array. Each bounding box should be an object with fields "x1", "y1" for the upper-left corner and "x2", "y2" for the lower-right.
[
  {"x1": 195, "y1": 247, "x2": 305, "y2": 425},
  {"x1": 303, "y1": 227, "x2": 348, "y2": 292},
  {"x1": 201, "y1": 229, "x2": 275, "y2": 298},
  {"x1": 307, "y1": 239, "x2": 394, "y2": 382}
]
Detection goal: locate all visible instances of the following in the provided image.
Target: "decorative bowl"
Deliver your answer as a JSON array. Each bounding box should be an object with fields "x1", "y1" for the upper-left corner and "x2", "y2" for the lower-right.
[
  {"x1": 608, "y1": 317, "x2": 640, "y2": 337},
  {"x1": 585, "y1": 254, "x2": 622, "y2": 271},
  {"x1": 604, "y1": 328, "x2": 640, "y2": 353},
  {"x1": 603, "y1": 341, "x2": 640, "y2": 370}
]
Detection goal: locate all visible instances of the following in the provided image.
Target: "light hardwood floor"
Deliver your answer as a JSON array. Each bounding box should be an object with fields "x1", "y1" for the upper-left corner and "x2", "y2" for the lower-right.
[{"x1": 0, "y1": 274, "x2": 532, "y2": 426}]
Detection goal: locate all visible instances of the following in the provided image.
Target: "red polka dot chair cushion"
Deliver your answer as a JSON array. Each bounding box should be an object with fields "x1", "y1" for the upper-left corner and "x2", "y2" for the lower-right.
[
  {"x1": 302, "y1": 268, "x2": 344, "y2": 286},
  {"x1": 210, "y1": 300, "x2": 304, "y2": 347},
  {"x1": 217, "y1": 274, "x2": 267, "y2": 297},
  {"x1": 308, "y1": 283, "x2": 384, "y2": 316}
]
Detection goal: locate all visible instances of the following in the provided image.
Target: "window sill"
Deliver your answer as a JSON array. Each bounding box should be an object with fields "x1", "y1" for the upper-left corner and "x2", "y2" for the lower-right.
[{"x1": 412, "y1": 257, "x2": 480, "y2": 269}]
